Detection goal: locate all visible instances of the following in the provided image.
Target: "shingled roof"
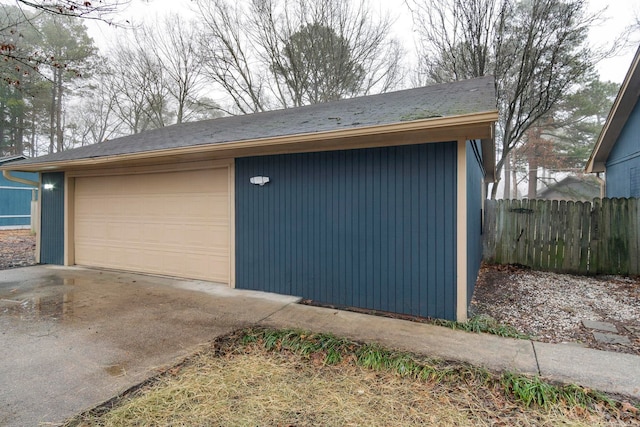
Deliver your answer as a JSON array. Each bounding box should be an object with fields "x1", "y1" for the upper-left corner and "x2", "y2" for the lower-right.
[{"x1": 5, "y1": 77, "x2": 497, "y2": 170}]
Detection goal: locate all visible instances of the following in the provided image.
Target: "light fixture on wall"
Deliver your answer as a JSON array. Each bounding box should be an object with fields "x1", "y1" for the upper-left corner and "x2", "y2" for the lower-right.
[
  {"x1": 43, "y1": 183, "x2": 55, "y2": 190},
  {"x1": 250, "y1": 176, "x2": 270, "y2": 186}
]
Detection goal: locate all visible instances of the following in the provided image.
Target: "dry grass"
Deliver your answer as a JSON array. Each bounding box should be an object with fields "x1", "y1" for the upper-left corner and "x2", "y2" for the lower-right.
[{"x1": 68, "y1": 329, "x2": 639, "y2": 427}]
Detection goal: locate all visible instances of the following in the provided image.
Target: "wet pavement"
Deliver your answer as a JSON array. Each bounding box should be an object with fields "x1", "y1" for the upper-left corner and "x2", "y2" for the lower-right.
[
  {"x1": 0, "y1": 266, "x2": 300, "y2": 427},
  {"x1": 3, "y1": 265, "x2": 640, "y2": 426}
]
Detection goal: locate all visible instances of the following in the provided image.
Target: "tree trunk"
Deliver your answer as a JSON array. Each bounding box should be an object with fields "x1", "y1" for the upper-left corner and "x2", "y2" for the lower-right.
[
  {"x1": 49, "y1": 71, "x2": 57, "y2": 154},
  {"x1": 10, "y1": 111, "x2": 17, "y2": 155},
  {"x1": 16, "y1": 114, "x2": 24, "y2": 155},
  {"x1": 55, "y1": 69, "x2": 64, "y2": 152},
  {"x1": 503, "y1": 151, "x2": 511, "y2": 199},
  {"x1": 490, "y1": 148, "x2": 508, "y2": 199},
  {"x1": 15, "y1": 93, "x2": 24, "y2": 155},
  {"x1": 512, "y1": 157, "x2": 518, "y2": 199},
  {"x1": 30, "y1": 109, "x2": 36, "y2": 158},
  {"x1": 0, "y1": 100, "x2": 6, "y2": 155},
  {"x1": 528, "y1": 154, "x2": 538, "y2": 199}
]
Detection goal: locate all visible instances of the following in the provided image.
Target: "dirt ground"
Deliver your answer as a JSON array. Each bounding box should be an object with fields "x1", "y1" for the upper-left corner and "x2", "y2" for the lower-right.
[
  {"x1": 0, "y1": 229, "x2": 36, "y2": 270},
  {"x1": 471, "y1": 264, "x2": 640, "y2": 355}
]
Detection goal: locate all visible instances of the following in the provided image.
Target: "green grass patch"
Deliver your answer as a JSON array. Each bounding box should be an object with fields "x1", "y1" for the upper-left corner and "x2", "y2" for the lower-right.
[
  {"x1": 434, "y1": 314, "x2": 530, "y2": 339},
  {"x1": 500, "y1": 372, "x2": 613, "y2": 409},
  {"x1": 66, "y1": 328, "x2": 639, "y2": 426},
  {"x1": 244, "y1": 328, "x2": 618, "y2": 412}
]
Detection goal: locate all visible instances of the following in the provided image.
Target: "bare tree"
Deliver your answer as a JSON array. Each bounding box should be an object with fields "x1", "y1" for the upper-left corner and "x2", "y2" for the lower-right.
[
  {"x1": 196, "y1": 0, "x2": 403, "y2": 113},
  {"x1": 72, "y1": 70, "x2": 122, "y2": 146},
  {"x1": 196, "y1": 0, "x2": 270, "y2": 113},
  {"x1": 410, "y1": 0, "x2": 596, "y2": 198},
  {"x1": 106, "y1": 43, "x2": 171, "y2": 134},
  {"x1": 138, "y1": 14, "x2": 208, "y2": 124},
  {"x1": 14, "y1": 0, "x2": 128, "y2": 21},
  {"x1": 412, "y1": 0, "x2": 497, "y2": 83}
]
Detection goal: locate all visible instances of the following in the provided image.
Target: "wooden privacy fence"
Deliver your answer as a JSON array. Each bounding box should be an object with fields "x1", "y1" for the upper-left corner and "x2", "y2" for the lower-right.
[{"x1": 483, "y1": 198, "x2": 640, "y2": 275}]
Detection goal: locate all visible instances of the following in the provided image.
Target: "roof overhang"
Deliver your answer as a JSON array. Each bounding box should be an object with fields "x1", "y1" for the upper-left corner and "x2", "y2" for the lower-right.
[
  {"x1": 481, "y1": 131, "x2": 496, "y2": 182},
  {"x1": 1, "y1": 110, "x2": 498, "y2": 176},
  {"x1": 586, "y1": 46, "x2": 640, "y2": 173},
  {"x1": 0, "y1": 154, "x2": 27, "y2": 165}
]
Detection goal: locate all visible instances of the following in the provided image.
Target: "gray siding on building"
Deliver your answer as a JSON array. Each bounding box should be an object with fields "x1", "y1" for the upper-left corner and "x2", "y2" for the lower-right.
[
  {"x1": 466, "y1": 140, "x2": 484, "y2": 305},
  {"x1": 606, "y1": 98, "x2": 640, "y2": 198},
  {"x1": 40, "y1": 172, "x2": 64, "y2": 265},
  {"x1": 236, "y1": 142, "x2": 458, "y2": 320}
]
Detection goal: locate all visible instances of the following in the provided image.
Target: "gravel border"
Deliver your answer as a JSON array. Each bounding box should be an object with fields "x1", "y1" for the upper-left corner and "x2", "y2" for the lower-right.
[
  {"x1": 0, "y1": 229, "x2": 36, "y2": 270},
  {"x1": 471, "y1": 264, "x2": 640, "y2": 355}
]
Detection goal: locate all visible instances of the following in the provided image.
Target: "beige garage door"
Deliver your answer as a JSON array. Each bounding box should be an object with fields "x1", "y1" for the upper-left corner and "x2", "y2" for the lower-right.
[{"x1": 74, "y1": 168, "x2": 230, "y2": 282}]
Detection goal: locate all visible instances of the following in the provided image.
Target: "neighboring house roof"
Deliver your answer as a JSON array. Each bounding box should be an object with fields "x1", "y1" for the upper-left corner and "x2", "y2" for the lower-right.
[
  {"x1": 586, "y1": 45, "x2": 640, "y2": 173},
  {"x1": 537, "y1": 175, "x2": 601, "y2": 202},
  {"x1": 2, "y1": 77, "x2": 498, "y2": 178},
  {"x1": 0, "y1": 155, "x2": 27, "y2": 165}
]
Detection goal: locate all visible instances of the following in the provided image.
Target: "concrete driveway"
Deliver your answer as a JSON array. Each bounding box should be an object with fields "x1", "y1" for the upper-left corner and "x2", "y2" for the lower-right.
[{"x1": 0, "y1": 266, "x2": 299, "y2": 427}]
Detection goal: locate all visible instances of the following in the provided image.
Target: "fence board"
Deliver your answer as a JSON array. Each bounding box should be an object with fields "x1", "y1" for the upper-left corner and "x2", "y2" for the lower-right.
[
  {"x1": 578, "y1": 202, "x2": 590, "y2": 273},
  {"x1": 556, "y1": 202, "x2": 563, "y2": 270},
  {"x1": 493, "y1": 200, "x2": 504, "y2": 263},
  {"x1": 562, "y1": 201, "x2": 574, "y2": 273},
  {"x1": 539, "y1": 199, "x2": 550, "y2": 269},
  {"x1": 483, "y1": 199, "x2": 497, "y2": 262},
  {"x1": 484, "y1": 198, "x2": 640, "y2": 275},
  {"x1": 590, "y1": 199, "x2": 600, "y2": 273},
  {"x1": 629, "y1": 199, "x2": 639, "y2": 275},
  {"x1": 617, "y1": 199, "x2": 630, "y2": 275},
  {"x1": 600, "y1": 199, "x2": 612, "y2": 273},
  {"x1": 525, "y1": 199, "x2": 536, "y2": 267}
]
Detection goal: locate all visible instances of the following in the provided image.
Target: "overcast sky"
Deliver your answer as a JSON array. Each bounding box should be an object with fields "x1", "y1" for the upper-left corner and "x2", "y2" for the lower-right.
[{"x1": 87, "y1": 0, "x2": 640, "y2": 84}]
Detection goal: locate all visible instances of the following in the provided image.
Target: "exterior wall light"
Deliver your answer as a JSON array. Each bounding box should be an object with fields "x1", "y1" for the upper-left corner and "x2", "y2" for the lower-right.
[
  {"x1": 43, "y1": 183, "x2": 55, "y2": 190},
  {"x1": 250, "y1": 176, "x2": 270, "y2": 186}
]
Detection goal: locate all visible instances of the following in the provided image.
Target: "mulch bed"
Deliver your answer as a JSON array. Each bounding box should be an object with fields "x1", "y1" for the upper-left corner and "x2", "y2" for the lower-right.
[{"x1": 0, "y1": 229, "x2": 36, "y2": 270}]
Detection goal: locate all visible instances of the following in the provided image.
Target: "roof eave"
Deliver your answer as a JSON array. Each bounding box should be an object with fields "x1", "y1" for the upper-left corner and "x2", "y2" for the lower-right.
[
  {"x1": 0, "y1": 154, "x2": 27, "y2": 165},
  {"x1": 586, "y1": 46, "x2": 640, "y2": 173},
  {"x1": 1, "y1": 110, "x2": 499, "y2": 173},
  {"x1": 481, "y1": 124, "x2": 496, "y2": 182}
]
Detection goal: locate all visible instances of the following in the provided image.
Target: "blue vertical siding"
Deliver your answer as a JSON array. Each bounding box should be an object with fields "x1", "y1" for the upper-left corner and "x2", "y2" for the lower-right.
[
  {"x1": 236, "y1": 142, "x2": 458, "y2": 320},
  {"x1": 606, "y1": 98, "x2": 640, "y2": 197},
  {"x1": 466, "y1": 140, "x2": 484, "y2": 306},
  {"x1": 40, "y1": 172, "x2": 65, "y2": 265},
  {"x1": 0, "y1": 172, "x2": 37, "y2": 227}
]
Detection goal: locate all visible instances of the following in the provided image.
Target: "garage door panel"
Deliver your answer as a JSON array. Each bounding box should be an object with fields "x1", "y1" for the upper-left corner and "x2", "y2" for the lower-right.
[
  {"x1": 74, "y1": 167, "x2": 230, "y2": 282},
  {"x1": 176, "y1": 225, "x2": 229, "y2": 248},
  {"x1": 110, "y1": 221, "x2": 147, "y2": 241}
]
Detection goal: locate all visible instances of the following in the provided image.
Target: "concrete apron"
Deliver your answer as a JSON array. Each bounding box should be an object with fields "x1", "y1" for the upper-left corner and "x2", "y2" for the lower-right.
[
  {"x1": 0, "y1": 265, "x2": 299, "y2": 427},
  {"x1": 3, "y1": 266, "x2": 640, "y2": 426}
]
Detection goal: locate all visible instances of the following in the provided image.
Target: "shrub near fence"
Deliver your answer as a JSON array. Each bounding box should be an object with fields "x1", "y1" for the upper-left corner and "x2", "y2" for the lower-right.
[{"x1": 483, "y1": 198, "x2": 640, "y2": 275}]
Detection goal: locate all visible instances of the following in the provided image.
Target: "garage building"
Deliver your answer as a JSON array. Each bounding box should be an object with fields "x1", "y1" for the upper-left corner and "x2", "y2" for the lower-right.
[{"x1": 2, "y1": 77, "x2": 497, "y2": 321}]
